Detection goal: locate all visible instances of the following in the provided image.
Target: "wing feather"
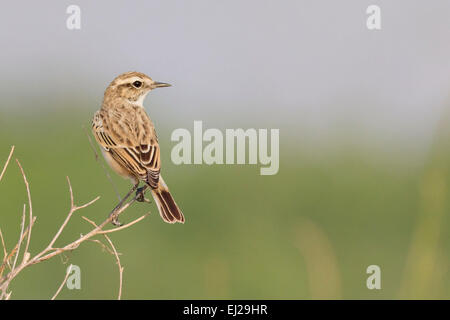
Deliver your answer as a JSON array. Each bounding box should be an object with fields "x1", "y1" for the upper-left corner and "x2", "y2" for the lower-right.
[{"x1": 92, "y1": 109, "x2": 160, "y2": 187}]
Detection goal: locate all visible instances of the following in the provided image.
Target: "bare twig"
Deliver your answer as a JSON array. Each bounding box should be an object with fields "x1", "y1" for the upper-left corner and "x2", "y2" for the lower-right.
[
  {"x1": 0, "y1": 229, "x2": 8, "y2": 276},
  {"x1": 44, "y1": 177, "x2": 98, "y2": 251},
  {"x1": 16, "y1": 160, "x2": 33, "y2": 261},
  {"x1": 82, "y1": 217, "x2": 124, "y2": 300},
  {"x1": 95, "y1": 214, "x2": 149, "y2": 235},
  {"x1": 51, "y1": 264, "x2": 74, "y2": 300},
  {"x1": 105, "y1": 235, "x2": 123, "y2": 300},
  {"x1": 0, "y1": 146, "x2": 14, "y2": 182},
  {"x1": 0, "y1": 217, "x2": 35, "y2": 280},
  {"x1": 0, "y1": 149, "x2": 151, "y2": 299},
  {"x1": 28, "y1": 188, "x2": 142, "y2": 265},
  {"x1": 86, "y1": 239, "x2": 115, "y2": 255},
  {"x1": 11, "y1": 205, "x2": 26, "y2": 272}
]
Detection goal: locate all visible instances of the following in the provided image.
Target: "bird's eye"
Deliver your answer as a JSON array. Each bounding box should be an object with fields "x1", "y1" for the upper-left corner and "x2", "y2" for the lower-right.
[{"x1": 132, "y1": 80, "x2": 142, "y2": 88}]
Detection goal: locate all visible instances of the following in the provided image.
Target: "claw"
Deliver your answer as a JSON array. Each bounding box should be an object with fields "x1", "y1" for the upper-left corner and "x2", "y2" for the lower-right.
[
  {"x1": 136, "y1": 186, "x2": 146, "y2": 202},
  {"x1": 109, "y1": 212, "x2": 123, "y2": 226}
]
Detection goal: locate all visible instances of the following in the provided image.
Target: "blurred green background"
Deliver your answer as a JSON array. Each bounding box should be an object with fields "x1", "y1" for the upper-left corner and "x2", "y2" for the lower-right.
[
  {"x1": 1, "y1": 1, "x2": 450, "y2": 299},
  {"x1": 1, "y1": 105, "x2": 449, "y2": 299}
]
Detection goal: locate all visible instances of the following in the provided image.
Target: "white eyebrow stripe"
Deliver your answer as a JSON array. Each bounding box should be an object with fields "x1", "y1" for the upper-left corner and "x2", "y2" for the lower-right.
[{"x1": 115, "y1": 76, "x2": 143, "y2": 86}]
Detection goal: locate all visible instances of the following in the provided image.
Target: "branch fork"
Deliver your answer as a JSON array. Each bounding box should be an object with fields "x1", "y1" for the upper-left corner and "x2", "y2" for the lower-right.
[{"x1": 0, "y1": 146, "x2": 150, "y2": 300}]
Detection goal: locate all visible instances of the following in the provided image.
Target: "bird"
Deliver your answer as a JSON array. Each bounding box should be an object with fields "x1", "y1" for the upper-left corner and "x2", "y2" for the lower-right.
[{"x1": 92, "y1": 71, "x2": 185, "y2": 224}]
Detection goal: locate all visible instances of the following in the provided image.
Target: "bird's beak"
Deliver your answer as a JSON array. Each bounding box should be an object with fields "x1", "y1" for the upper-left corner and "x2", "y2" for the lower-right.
[{"x1": 152, "y1": 81, "x2": 172, "y2": 89}]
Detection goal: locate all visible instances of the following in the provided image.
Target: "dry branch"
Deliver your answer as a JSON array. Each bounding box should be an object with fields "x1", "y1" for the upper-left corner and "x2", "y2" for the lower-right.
[
  {"x1": 0, "y1": 146, "x2": 150, "y2": 299},
  {"x1": 83, "y1": 216, "x2": 124, "y2": 300},
  {"x1": 0, "y1": 229, "x2": 8, "y2": 274},
  {"x1": 51, "y1": 264, "x2": 74, "y2": 300},
  {"x1": 16, "y1": 160, "x2": 33, "y2": 262},
  {"x1": 0, "y1": 146, "x2": 14, "y2": 182}
]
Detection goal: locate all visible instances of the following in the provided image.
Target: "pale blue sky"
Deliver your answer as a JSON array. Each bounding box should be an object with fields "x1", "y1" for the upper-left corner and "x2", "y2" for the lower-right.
[{"x1": 0, "y1": 1, "x2": 449, "y2": 159}]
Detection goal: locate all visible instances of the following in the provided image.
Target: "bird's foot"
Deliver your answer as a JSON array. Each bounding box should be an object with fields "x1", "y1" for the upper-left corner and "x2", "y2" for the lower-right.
[
  {"x1": 109, "y1": 204, "x2": 123, "y2": 226},
  {"x1": 135, "y1": 186, "x2": 151, "y2": 203},
  {"x1": 109, "y1": 213, "x2": 122, "y2": 227},
  {"x1": 136, "y1": 186, "x2": 146, "y2": 202}
]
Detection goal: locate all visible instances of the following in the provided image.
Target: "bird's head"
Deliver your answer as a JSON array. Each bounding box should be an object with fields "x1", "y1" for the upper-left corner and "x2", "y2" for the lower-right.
[{"x1": 104, "y1": 71, "x2": 171, "y2": 106}]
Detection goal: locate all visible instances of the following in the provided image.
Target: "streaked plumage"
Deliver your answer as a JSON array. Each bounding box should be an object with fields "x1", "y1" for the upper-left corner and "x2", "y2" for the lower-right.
[{"x1": 92, "y1": 72, "x2": 185, "y2": 224}]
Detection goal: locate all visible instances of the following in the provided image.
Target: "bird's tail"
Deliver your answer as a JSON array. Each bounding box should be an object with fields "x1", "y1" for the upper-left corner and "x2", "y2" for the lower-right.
[{"x1": 150, "y1": 176, "x2": 185, "y2": 224}]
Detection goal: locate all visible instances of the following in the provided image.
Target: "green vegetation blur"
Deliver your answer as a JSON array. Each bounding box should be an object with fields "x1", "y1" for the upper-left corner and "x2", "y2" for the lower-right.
[{"x1": 0, "y1": 105, "x2": 449, "y2": 300}]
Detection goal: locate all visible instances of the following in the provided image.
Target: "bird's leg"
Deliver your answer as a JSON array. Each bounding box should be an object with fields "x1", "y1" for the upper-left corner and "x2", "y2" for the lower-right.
[
  {"x1": 109, "y1": 183, "x2": 140, "y2": 226},
  {"x1": 135, "y1": 185, "x2": 151, "y2": 203}
]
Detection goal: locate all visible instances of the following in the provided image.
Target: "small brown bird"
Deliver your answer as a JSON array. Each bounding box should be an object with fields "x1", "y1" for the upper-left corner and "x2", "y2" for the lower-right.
[{"x1": 92, "y1": 71, "x2": 185, "y2": 224}]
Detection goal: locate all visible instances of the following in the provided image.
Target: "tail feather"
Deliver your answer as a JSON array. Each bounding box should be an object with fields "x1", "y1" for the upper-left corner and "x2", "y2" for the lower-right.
[{"x1": 150, "y1": 177, "x2": 184, "y2": 224}]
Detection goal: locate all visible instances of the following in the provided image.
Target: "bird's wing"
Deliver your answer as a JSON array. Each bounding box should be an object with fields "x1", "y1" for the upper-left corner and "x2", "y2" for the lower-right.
[{"x1": 92, "y1": 109, "x2": 161, "y2": 188}]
